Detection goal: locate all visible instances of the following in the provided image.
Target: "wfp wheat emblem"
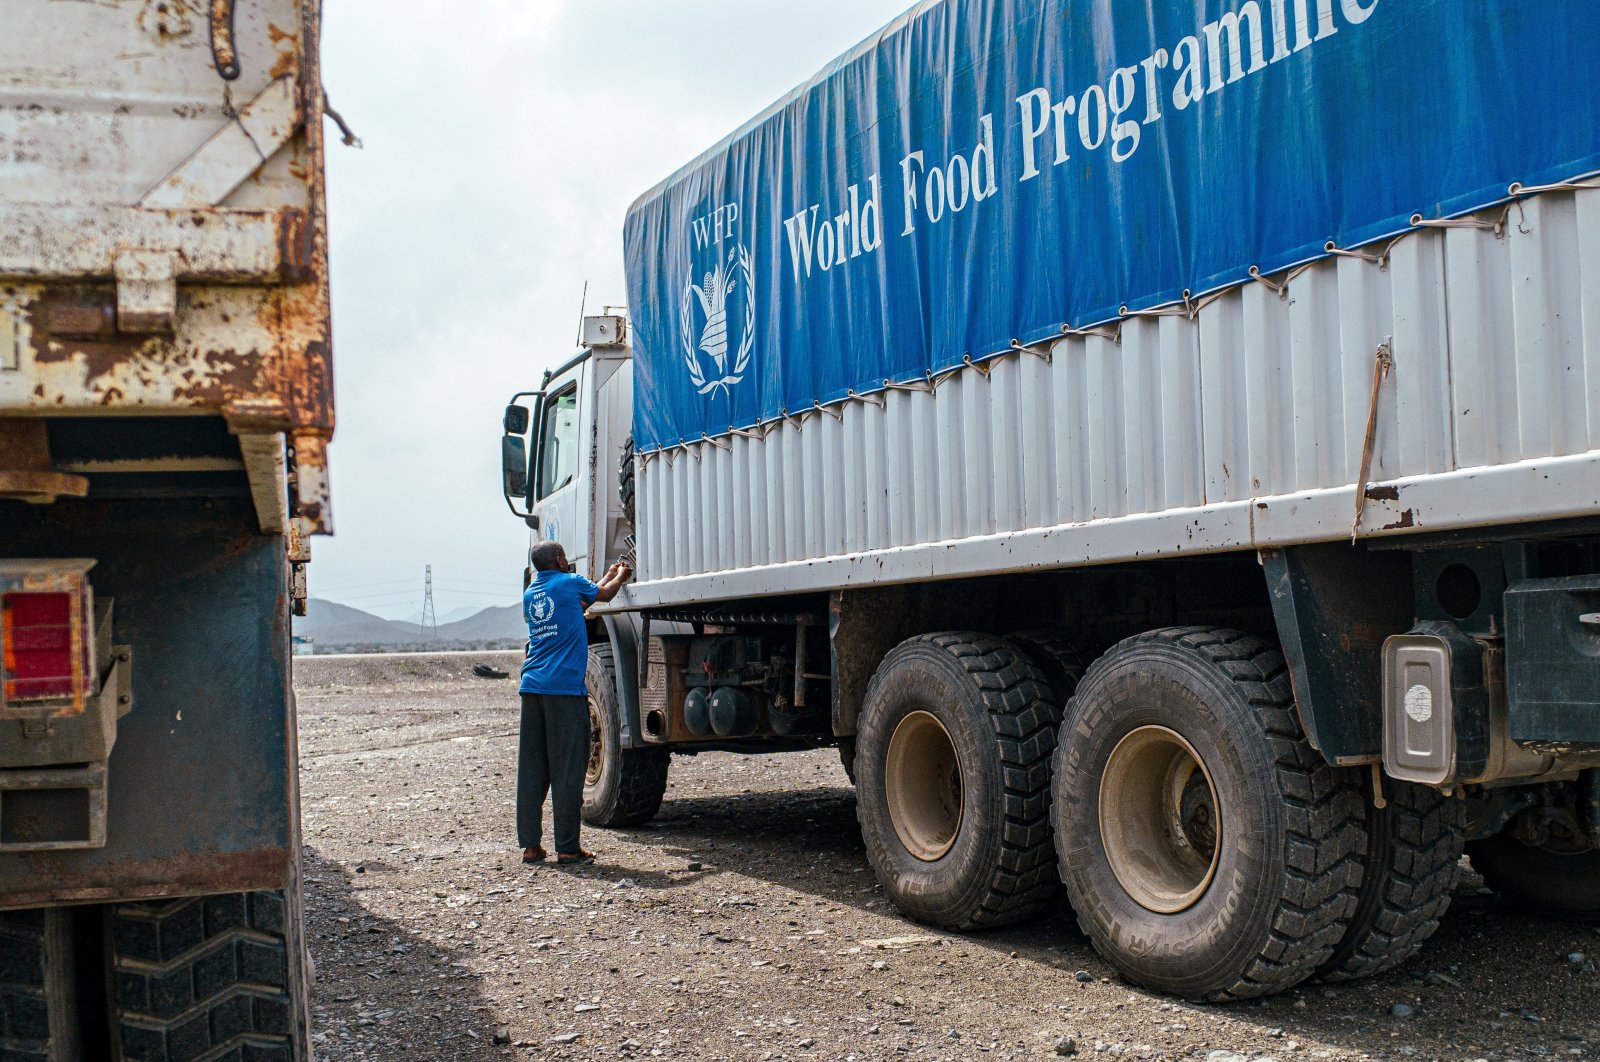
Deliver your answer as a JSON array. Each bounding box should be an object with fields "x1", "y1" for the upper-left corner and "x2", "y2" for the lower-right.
[
  {"x1": 680, "y1": 242, "x2": 755, "y2": 396},
  {"x1": 529, "y1": 592, "x2": 554, "y2": 625}
]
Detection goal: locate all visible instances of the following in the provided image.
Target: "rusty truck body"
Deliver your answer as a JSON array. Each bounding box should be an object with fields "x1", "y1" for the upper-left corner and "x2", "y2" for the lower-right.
[{"x1": 1, "y1": 1, "x2": 333, "y2": 1057}]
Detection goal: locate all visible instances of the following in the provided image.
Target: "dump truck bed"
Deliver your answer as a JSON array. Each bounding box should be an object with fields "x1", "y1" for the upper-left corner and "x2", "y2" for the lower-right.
[{"x1": 0, "y1": 0, "x2": 334, "y2": 533}]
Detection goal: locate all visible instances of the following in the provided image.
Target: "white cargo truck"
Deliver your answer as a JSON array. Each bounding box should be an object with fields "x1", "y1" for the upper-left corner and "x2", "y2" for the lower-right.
[
  {"x1": 1, "y1": 1, "x2": 334, "y2": 1057},
  {"x1": 502, "y1": 0, "x2": 1600, "y2": 1000}
]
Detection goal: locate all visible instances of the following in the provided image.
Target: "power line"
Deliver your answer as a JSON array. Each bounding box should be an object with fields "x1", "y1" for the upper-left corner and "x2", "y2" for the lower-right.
[
  {"x1": 316, "y1": 574, "x2": 518, "y2": 596},
  {"x1": 310, "y1": 577, "x2": 418, "y2": 593},
  {"x1": 318, "y1": 584, "x2": 514, "y2": 601},
  {"x1": 430, "y1": 577, "x2": 521, "y2": 591}
]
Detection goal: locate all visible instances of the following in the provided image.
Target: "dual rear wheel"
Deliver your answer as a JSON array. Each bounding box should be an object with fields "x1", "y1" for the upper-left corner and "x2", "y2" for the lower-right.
[
  {"x1": 856, "y1": 625, "x2": 1466, "y2": 999},
  {"x1": 1052, "y1": 627, "x2": 1370, "y2": 999}
]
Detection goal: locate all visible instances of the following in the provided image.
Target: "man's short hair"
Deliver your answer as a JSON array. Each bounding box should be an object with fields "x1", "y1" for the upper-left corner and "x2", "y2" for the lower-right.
[{"x1": 530, "y1": 542, "x2": 566, "y2": 572}]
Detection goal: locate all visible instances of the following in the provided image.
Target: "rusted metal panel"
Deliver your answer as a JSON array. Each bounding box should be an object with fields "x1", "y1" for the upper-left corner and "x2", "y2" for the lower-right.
[
  {"x1": 0, "y1": 0, "x2": 335, "y2": 534},
  {"x1": 0, "y1": 207, "x2": 315, "y2": 282},
  {"x1": 0, "y1": 765, "x2": 109, "y2": 853},
  {"x1": 0, "y1": 499, "x2": 297, "y2": 908},
  {"x1": 142, "y1": 76, "x2": 301, "y2": 210},
  {"x1": 0, "y1": 0, "x2": 310, "y2": 210},
  {"x1": 0, "y1": 848, "x2": 289, "y2": 911}
]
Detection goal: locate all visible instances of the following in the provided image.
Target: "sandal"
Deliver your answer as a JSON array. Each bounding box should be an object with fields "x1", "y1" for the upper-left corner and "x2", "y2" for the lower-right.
[
  {"x1": 521, "y1": 846, "x2": 548, "y2": 864},
  {"x1": 555, "y1": 849, "x2": 595, "y2": 866}
]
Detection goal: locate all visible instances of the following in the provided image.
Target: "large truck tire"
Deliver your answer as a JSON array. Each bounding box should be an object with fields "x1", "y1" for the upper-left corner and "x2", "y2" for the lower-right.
[
  {"x1": 1466, "y1": 832, "x2": 1600, "y2": 923},
  {"x1": 1052, "y1": 627, "x2": 1366, "y2": 1001},
  {"x1": 0, "y1": 909, "x2": 80, "y2": 1062},
  {"x1": 108, "y1": 888, "x2": 309, "y2": 1061},
  {"x1": 619, "y1": 434, "x2": 636, "y2": 527},
  {"x1": 1320, "y1": 781, "x2": 1465, "y2": 981},
  {"x1": 582, "y1": 643, "x2": 669, "y2": 828},
  {"x1": 1007, "y1": 629, "x2": 1091, "y2": 707},
  {"x1": 856, "y1": 632, "x2": 1061, "y2": 930}
]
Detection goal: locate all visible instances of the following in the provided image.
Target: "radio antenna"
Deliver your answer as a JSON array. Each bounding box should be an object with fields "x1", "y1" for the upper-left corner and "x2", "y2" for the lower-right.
[{"x1": 574, "y1": 281, "x2": 589, "y2": 347}]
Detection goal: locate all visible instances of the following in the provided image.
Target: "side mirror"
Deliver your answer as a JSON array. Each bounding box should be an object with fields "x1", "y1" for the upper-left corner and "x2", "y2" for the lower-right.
[
  {"x1": 504, "y1": 404, "x2": 530, "y2": 435},
  {"x1": 501, "y1": 435, "x2": 529, "y2": 499}
]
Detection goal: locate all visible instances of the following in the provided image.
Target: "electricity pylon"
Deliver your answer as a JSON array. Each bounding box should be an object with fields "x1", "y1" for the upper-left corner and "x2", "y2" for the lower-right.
[{"x1": 420, "y1": 565, "x2": 438, "y2": 640}]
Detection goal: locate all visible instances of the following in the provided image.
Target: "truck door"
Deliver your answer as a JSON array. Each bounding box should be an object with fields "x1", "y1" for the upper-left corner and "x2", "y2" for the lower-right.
[{"x1": 532, "y1": 371, "x2": 588, "y2": 574}]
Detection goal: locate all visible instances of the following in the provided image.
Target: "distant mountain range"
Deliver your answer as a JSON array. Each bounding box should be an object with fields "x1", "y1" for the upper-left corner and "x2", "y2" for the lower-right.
[
  {"x1": 294, "y1": 599, "x2": 525, "y2": 652},
  {"x1": 402, "y1": 605, "x2": 482, "y2": 626}
]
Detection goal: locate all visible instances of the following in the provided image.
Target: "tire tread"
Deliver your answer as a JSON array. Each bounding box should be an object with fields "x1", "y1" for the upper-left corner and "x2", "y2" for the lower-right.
[
  {"x1": 869, "y1": 632, "x2": 1061, "y2": 929},
  {"x1": 619, "y1": 435, "x2": 636, "y2": 528},
  {"x1": 0, "y1": 909, "x2": 71, "y2": 1062},
  {"x1": 586, "y1": 644, "x2": 669, "y2": 827},
  {"x1": 1006, "y1": 629, "x2": 1091, "y2": 706},
  {"x1": 110, "y1": 891, "x2": 295, "y2": 1062},
  {"x1": 1058, "y1": 626, "x2": 1365, "y2": 1001},
  {"x1": 1321, "y1": 781, "x2": 1464, "y2": 982}
]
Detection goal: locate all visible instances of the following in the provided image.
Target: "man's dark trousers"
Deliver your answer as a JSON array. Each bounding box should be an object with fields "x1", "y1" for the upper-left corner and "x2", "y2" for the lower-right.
[{"x1": 517, "y1": 692, "x2": 589, "y2": 853}]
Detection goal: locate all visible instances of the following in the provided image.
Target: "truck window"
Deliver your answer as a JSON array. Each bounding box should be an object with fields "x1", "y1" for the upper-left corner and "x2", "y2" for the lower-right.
[{"x1": 537, "y1": 388, "x2": 579, "y2": 498}]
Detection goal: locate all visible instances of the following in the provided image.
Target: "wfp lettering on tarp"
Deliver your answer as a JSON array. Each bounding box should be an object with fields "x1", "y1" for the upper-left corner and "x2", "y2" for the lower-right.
[{"x1": 781, "y1": 0, "x2": 1380, "y2": 286}]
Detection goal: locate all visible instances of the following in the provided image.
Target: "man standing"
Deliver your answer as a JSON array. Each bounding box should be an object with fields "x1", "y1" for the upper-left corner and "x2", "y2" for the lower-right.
[{"x1": 518, "y1": 541, "x2": 631, "y2": 866}]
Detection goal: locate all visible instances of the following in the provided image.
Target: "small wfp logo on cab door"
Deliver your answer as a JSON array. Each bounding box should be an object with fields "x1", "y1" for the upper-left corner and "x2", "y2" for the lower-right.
[{"x1": 680, "y1": 202, "x2": 755, "y2": 397}]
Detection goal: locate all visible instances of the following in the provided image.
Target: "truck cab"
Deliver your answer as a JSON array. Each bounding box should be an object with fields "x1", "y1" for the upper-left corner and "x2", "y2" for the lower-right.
[
  {"x1": 500, "y1": 315, "x2": 841, "y2": 829},
  {"x1": 505, "y1": 315, "x2": 635, "y2": 587}
]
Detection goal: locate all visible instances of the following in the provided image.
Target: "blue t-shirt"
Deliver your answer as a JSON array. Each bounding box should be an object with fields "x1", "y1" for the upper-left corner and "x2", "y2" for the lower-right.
[{"x1": 518, "y1": 570, "x2": 600, "y2": 696}]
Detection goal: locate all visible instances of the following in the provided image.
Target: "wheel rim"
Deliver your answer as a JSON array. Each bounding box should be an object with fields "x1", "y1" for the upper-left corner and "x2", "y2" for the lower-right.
[
  {"x1": 885, "y1": 710, "x2": 964, "y2": 862},
  {"x1": 1099, "y1": 725, "x2": 1221, "y2": 914},
  {"x1": 585, "y1": 697, "x2": 605, "y2": 787}
]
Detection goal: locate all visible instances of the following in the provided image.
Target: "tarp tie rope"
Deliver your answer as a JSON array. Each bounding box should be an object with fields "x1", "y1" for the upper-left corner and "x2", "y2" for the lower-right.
[
  {"x1": 1248, "y1": 264, "x2": 1313, "y2": 299},
  {"x1": 1060, "y1": 323, "x2": 1122, "y2": 343},
  {"x1": 1509, "y1": 177, "x2": 1600, "y2": 197}
]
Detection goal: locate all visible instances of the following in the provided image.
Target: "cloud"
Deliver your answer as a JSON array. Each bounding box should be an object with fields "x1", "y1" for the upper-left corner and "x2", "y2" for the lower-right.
[{"x1": 315, "y1": 0, "x2": 912, "y2": 619}]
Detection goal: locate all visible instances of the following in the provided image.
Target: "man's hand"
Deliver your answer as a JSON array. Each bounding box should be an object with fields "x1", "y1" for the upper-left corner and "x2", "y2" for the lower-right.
[{"x1": 594, "y1": 560, "x2": 633, "y2": 604}]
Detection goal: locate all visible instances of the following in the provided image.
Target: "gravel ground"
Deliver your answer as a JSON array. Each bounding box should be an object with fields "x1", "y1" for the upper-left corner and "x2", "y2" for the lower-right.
[{"x1": 296, "y1": 652, "x2": 1600, "y2": 1062}]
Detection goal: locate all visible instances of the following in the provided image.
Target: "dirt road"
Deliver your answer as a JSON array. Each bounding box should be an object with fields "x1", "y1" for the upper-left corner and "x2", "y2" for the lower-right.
[{"x1": 297, "y1": 653, "x2": 1600, "y2": 1062}]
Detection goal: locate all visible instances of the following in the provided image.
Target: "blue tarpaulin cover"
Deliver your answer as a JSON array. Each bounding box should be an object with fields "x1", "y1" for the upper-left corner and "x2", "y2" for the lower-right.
[{"x1": 624, "y1": 0, "x2": 1600, "y2": 452}]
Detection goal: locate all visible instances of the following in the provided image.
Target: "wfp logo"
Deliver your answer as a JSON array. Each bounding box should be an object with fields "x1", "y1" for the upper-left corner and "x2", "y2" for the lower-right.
[
  {"x1": 528, "y1": 593, "x2": 554, "y2": 625},
  {"x1": 681, "y1": 203, "x2": 755, "y2": 397}
]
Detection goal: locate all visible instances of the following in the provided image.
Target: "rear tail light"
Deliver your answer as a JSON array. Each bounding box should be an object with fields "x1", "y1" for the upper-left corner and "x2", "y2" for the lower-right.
[{"x1": 0, "y1": 560, "x2": 95, "y2": 716}]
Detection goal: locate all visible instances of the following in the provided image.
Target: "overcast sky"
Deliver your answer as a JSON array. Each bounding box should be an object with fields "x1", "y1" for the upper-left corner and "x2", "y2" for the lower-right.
[{"x1": 313, "y1": 0, "x2": 912, "y2": 620}]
